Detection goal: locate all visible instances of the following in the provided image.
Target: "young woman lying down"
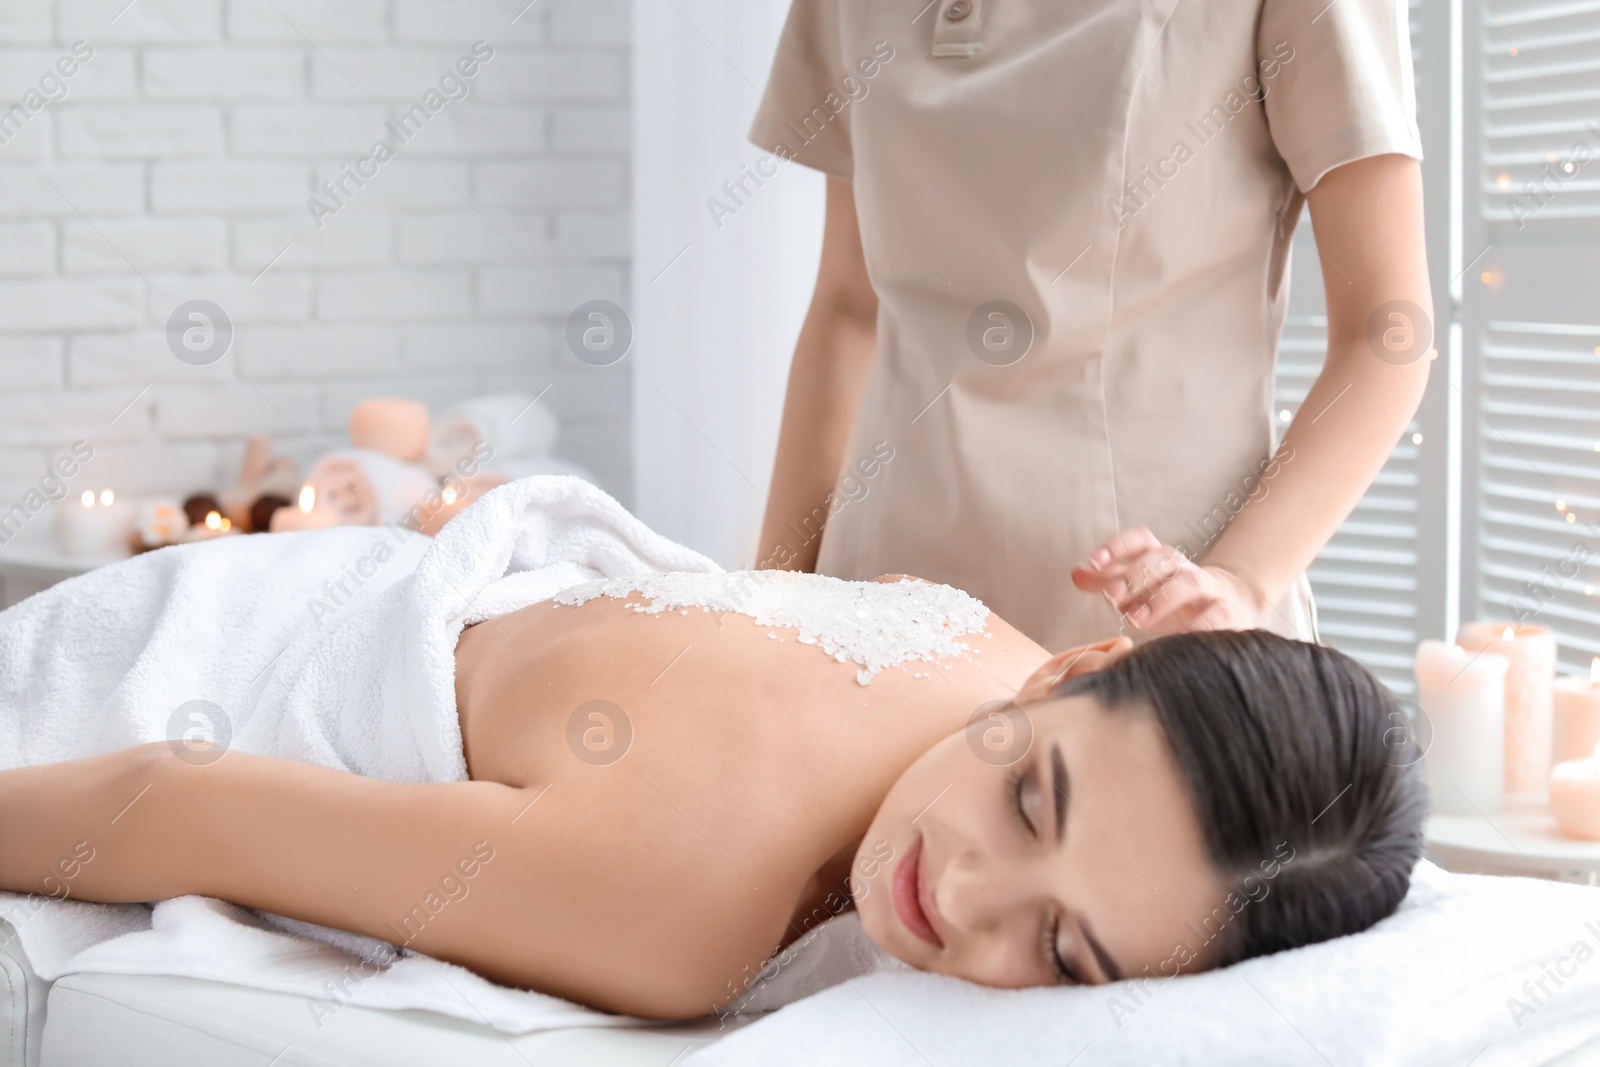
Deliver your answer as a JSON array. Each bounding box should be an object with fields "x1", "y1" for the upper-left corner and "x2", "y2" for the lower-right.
[{"x1": 0, "y1": 557, "x2": 1426, "y2": 1020}]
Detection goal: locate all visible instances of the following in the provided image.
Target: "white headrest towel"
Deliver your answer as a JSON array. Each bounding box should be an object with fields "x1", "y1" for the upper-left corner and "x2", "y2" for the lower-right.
[{"x1": 684, "y1": 859, "x2": 1600, "y2": 1066}]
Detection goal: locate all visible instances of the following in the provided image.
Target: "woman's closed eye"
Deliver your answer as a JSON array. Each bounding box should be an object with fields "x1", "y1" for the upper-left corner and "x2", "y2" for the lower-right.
[
  {"x1": 1007, "y1": 765, "x2": 1037, "y2": 835},
  {"x1": 1045, "y1": 915, "x2": 1085, "y2": 985},
  {"x1": 1004, "y1": 765, "x2": 1083, "y2": 984}
]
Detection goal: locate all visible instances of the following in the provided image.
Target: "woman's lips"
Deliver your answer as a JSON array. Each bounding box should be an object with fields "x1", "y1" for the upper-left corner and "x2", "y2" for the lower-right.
[{"x1": 892, "y1": 833, "x2": 944, "y2": 948}]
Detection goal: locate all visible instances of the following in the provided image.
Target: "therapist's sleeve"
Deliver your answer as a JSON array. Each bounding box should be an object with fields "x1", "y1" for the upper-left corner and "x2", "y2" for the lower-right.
[
  {"x1": 1258, "y1": 0, "x2": 1424, "y2": 193},
  {"x1": 748, "y1": 0, "x2": 855, "y2": 180}
]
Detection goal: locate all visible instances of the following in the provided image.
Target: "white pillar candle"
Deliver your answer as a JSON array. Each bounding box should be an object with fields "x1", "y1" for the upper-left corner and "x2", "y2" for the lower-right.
[
  {"x1": 52, "y1": 490, "x2": 134, "y2": 557},
  {"x1": 1554, "y1": 657, "x2": 1600, "y2": 765},
  {"x1": 1456, "y1": 622, "x2": 1557, "y2": 795},
  {"x1": 1550, "y1": 744, "x2": 1600, "y2": 841},
  {"x1": 268, "y1": 484, "x2": 339, "y2": 533},
  {"x1": 1415, "y1": 639, "x2": 1509, "y2": 816}
]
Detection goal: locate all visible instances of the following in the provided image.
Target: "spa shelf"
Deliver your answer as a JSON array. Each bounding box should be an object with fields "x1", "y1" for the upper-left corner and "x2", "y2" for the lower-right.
[{"x1": 1426, "y1": 794, "x2": 1600, "y2": 885}]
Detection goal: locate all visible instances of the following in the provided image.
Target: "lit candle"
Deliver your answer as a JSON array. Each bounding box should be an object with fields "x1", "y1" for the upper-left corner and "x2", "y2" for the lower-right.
[
  {"x1": 173, "y1": 508, "x2": 241, "y2": 544},
  {"x1": 1415, "y1": 639, "x2": 1509, "y2": 815},
  {"x1": 1456, "y1": 622, "x2": 1557, "y2": 794},
  {"x1": 413, "y1": 472, "x2": 507, "y2": 536},
  {"x1": 52, "y1": 489, "x2": 134, "y2": 557},
  {"x1": 268, "y1": 483, "x2": 339, "y2": 533},
  {"x1": 1554, "y1": 657, "x2": 1600, "y2": 765},
  {"x1": 1550, "y1": 743, "x2": 1600, "y2": 841}
]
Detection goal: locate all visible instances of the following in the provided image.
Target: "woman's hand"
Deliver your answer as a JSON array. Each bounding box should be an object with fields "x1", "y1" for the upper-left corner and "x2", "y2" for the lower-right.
[{"x1": 1070, "y1": 527, "x2": 1272, "y2": 634}]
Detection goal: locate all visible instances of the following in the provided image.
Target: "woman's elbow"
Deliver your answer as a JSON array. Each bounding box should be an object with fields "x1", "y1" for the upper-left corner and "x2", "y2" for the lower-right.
[{"x1": 810, "y1": 285, "x2": 879, "y2": 341}]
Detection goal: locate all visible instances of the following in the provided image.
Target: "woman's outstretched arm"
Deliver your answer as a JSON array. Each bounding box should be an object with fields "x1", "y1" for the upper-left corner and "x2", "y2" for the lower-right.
[
  {"x1": 0, "y1": 743, "x2": 760, "y2": 1018},
  {"x1": 0, "y1": 743, "x2": 530, "y2": 964}
]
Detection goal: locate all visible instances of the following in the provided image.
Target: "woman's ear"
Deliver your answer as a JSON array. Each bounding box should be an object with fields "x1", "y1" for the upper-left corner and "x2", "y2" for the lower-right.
[{"x1": 1014, "y1": 636, "x2": 1134, "y2": 703}]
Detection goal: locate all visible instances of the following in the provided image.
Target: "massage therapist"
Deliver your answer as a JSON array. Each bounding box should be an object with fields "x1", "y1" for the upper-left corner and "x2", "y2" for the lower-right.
[{"x1": 751, "y1": 0, "x2": 1433, "y2": 650}]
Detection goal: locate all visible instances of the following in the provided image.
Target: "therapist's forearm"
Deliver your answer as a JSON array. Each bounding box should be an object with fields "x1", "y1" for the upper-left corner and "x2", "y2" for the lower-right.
[
  {"x1": 757, "y1": 306, "x2": 878, "y2": 570},
  {"x1": 1202, "y1": 344, "x2": 1430, "y2": 609},
  {"x1": 1203, "y1": 152, "x2": 1433, "y2": 612},
  {"x1": 757, "y1": 175, "x2": 880, "y2": 571}
]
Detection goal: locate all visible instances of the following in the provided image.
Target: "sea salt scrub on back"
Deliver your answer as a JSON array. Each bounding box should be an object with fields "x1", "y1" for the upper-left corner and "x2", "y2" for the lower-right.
[{"x1": 552, "y1": 570, "x2": 991, "y2": 685}]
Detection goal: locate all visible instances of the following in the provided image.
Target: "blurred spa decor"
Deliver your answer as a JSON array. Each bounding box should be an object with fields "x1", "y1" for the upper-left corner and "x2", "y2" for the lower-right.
[
  {"x1": 1415, "y1": 623, "x2": 1600, "y2": 845},
  {"x1": 31, "y1": 391, "x2": 580, "y2": 557}
]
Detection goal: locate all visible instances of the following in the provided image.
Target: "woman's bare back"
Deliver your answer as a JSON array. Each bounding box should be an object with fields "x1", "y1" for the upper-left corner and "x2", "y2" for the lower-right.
[
  {"x1": 0, "y1": 572, "x2": 1051, "y2": 1022},
  {"x1": 452, "y1": 572, "x2": 1046, "y2": 1011}
]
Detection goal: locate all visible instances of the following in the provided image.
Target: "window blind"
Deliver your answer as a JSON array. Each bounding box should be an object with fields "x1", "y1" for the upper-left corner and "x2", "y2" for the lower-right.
[
  {"x1": 1476, "y1": 320, "x2": 1600, "y2": 671},
  {"x1": 1466, "y1": 0, "x2": 1600, "y2": 676}
]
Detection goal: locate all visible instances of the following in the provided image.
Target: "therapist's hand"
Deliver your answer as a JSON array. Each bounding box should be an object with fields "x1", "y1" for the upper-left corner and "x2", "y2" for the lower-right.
[{"x1": 1070, "y1": 527, "x2": 1271, "y2": 634}]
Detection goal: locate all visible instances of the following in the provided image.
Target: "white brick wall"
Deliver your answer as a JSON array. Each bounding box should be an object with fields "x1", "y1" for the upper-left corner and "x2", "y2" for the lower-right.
[{"x1": 0, "y1": 0, "x2": 632, "y2": 510}]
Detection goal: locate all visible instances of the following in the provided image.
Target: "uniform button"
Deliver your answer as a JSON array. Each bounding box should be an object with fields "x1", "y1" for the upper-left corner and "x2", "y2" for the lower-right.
[{"x1": 945, "y1": 0, "x2": 972, "y2": 20}]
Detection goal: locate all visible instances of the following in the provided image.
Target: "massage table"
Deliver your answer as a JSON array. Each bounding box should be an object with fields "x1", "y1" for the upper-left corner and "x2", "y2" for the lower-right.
[
  {"x1": 7, "y1": 872, "x2": 1600, "y2": 1063},
  {"x1": 7, "y1": 922, "x2": 1600, "y2": 1067},
  {"x1": 4, "y1": 481, "x2": 1600, "y2": 1064},
  {"x1": 0, "y1": 920, "x2": 735, "y2": 1066}
]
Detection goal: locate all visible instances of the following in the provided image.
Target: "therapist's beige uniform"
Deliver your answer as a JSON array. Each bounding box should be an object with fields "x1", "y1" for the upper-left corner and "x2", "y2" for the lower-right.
[{"x1": 751, "y1": 0, "x2": 1422, "y2": 651}]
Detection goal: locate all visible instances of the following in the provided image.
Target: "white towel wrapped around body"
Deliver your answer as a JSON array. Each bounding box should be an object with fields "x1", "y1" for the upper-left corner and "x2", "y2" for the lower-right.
[{"x1": 0, "y1": 475, "x2": 723, "y2": 1032}]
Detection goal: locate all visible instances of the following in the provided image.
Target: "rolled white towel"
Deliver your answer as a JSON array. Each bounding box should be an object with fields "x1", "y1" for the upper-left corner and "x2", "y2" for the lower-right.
[
  {"x1": 307, "y1": 447, "x2": 440, "y2": 527},
  {"x1": 430, "y1": 394, "x2": 560, "y2": 476}
]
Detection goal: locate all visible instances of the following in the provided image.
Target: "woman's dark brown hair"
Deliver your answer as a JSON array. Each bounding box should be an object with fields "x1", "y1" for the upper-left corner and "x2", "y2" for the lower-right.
[{"x1": 1055, "y1": 629, "x2": 1429, "y2": 965}]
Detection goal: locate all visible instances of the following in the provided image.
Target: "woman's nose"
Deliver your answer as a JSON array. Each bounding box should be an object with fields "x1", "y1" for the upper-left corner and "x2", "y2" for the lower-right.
[{"x1": 934, "y1": 855, "x2": 1034, "y2": 935}]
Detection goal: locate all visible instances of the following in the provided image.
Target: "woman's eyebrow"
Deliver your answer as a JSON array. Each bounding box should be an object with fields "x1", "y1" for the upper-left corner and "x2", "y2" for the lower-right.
[{"x1": 1050, "y1": 741, "x2": 1069, "y2": 844}]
